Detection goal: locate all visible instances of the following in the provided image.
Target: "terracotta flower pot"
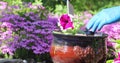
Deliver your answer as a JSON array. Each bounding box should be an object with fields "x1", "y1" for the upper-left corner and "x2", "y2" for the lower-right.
[{"x1": 50, "y1": 33, "x2": 107, "y2": 63}]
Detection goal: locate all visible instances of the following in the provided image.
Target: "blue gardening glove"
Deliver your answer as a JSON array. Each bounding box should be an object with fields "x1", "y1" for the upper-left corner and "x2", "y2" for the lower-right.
[{"x1": 86, "y1": 6, "x2": 120, "y2": 32}]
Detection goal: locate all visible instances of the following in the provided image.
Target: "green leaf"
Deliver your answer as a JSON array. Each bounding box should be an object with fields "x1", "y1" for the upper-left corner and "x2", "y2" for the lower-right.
[
  {"x1": 113, "y1": 39, "x2": 120, "y2": 44},
  {"x1": 106, "y1": 60, "x2": 114, "y2": 63},
  {"x1": 115, "y1": 43, "x2": 120, "y2": 48}
]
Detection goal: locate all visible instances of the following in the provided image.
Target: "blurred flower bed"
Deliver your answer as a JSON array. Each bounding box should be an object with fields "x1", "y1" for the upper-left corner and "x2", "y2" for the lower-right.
[
  {"x1": 0, "y1": 0, "x2": 120, "y2": 63},
  {"x1": 0, "y1": 1, "x2": 58, "y2": 62},
  {"x1": 101, "y1": 22, "x2": 120, "y2": 63}
]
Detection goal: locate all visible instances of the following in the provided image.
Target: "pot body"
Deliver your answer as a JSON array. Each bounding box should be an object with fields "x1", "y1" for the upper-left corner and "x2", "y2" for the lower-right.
[{"x1": 50, "y1": 33, "x2": 107, "y2": 63}]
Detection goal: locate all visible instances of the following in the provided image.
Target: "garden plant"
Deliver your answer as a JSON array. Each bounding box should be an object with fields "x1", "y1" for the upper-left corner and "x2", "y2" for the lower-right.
[
  {"x1": 0, "y1": 1, "x2": 58, "y2": 62},
  {"x1": 0, "y1": 0, "x2": 120, "y2": 63}
]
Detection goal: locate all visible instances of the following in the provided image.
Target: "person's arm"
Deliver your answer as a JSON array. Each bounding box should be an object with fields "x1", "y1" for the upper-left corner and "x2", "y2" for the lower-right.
[{"x1": 86, "y1": 6, "x2": 120, "y2": 32}]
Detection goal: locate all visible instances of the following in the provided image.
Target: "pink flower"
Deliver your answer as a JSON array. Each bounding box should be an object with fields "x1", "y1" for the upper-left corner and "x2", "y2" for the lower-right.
[
  {"x1": 60, "y1": 14, "x2": 74, "y2": 30},
  {"x1": 101, "y1": 22, "x2": 120, "y2": 40},
  {"x1": 114, "y1": 52, "x2": 120, "y2": 63},
  {"x1": 0, "y1": 1, "x2": 7, "y2": 9}
]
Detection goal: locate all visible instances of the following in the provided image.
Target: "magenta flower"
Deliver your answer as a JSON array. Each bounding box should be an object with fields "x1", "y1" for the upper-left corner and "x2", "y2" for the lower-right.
[
  {"x1": 60, "y1": 14, "x2": 74, "y2": 30},
  {"x1": 114, "y1": 52, "x2": 120, "y2": 63}
]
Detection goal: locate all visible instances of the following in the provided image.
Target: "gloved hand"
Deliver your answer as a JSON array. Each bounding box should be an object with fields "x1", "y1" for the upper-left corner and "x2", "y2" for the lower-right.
[{"x1": 86, "y1": 6, "x2": 120, "y2": 32}]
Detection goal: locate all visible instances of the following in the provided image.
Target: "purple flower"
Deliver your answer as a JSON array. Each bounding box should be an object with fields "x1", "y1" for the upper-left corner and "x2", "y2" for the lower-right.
[
  {"x1": 80, "y1": 11, "x2": 93, "y2": 25},
  {"x1": 114, "y1": 52, "x2": 120, "y2": 63},
  {"x1": 0, "y1": 3, "x2": 58, "y2": 56},
  {"x1": 100, "y1": 22, "x2": 120, "y2": 60},
  {"x1": 47, "y1": 16, "x2": 58, "y2": 27},
  {"x1": 79, "y1": 11, "x2": 93, "y2": 31},
  {"x1": 107, "y1": 41, "x2": 116, "y2": 47},
  {"x1": 101, "y1": 22, "x2": 120, "y2": 40},
  {"x1": 0, "y1": 45, "x2": 14, "y2": 55},
  {"x1": 84, "y1": 11, "x2": 93, "y2": 18}
]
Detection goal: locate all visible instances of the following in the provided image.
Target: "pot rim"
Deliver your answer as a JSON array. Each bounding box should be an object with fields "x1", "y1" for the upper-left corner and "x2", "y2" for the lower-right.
[{"x1": 53, "y1": 31, "x2": 108, "y2": 38}]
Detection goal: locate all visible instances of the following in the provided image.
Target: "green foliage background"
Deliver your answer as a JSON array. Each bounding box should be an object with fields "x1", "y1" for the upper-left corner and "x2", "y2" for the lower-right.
[
  {"x1": 3, "y1": 0, "x2": 120, "y2": 14},
  {"x1": 71, "y1": 0, "x2": 120, "y2": 14}
]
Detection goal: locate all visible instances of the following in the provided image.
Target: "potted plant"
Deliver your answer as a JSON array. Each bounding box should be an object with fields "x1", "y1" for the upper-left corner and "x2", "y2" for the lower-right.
[{"x1": 50, "y1": 14, "x2": 108, "y2": 63}]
